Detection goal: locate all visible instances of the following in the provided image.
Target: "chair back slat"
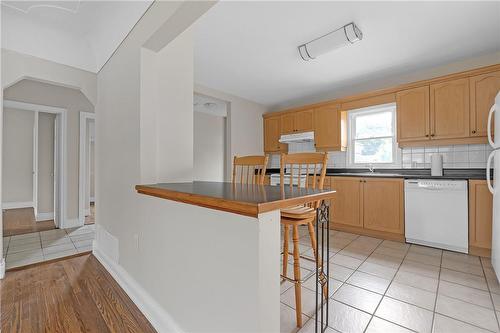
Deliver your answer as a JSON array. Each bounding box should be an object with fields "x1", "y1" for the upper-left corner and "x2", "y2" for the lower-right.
[
  {"x1": 279, "y1": 152, "x2": 328, "y2": 208},
  {"x1": 232, "y1": 155, "x2": 269, "y2": 185}
]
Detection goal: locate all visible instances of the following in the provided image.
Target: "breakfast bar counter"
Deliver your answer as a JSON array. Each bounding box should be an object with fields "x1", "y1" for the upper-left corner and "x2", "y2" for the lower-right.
[{"x1": 135, "y1": 181, "x2": 335, "y2": 332}]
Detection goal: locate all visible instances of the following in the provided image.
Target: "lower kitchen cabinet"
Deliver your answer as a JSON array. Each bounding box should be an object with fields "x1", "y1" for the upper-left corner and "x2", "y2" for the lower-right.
[
  {"x1": 363, "y1": 178, "x2": 404, "y2": 235},
  {"x1": 469, "y1": 180, "x2": 493, "y2": 256},
  {"x1": 330, "y1": 176, "x2": 405, "y2": 241},
  {"x1": 330, "y1": 177, "x2": 363, "y2": 228}
]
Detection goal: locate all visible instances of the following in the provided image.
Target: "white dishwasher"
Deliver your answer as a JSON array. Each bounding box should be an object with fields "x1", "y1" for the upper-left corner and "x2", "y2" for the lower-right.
[{"x1": 405, "y1": 179, "x2": 468, "y2": 253}]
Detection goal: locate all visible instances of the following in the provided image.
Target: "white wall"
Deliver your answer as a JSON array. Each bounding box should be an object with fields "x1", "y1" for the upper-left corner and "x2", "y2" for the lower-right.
[
  {"x1": 2, "y1": 108, "x2": 34, "y2": 204},
  {"x1": 194, "y1": 111, "x2": 226, "y2": 181},
  {"x1": 37, "y1": 112, "x2": 55, "y2": 214},
  {"x1": 96, "y1": 2, "x2": 214, "y2": 331},
  {"x1": 194, "y1": 84, "x2": 268, "y2": 179},
  {"x1": 4, "y1": 79, "x2": 94, "y2": 220}
]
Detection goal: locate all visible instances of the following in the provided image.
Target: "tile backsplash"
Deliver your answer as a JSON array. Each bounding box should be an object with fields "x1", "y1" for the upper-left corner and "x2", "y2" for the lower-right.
[{"x1": 268, "y1": 143, "x2": 493, "y2": 169}]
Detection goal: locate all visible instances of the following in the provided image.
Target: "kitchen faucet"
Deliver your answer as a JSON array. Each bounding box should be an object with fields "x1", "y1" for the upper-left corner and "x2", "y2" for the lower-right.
[{"x1": 368, "y1": 164, "x2": 375, "y2": 173}]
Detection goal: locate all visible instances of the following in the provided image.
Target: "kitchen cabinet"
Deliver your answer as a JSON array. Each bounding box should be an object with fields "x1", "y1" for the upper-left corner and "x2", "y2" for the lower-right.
[
  {"x1": 430, "y1": 78, "x2": 470, "y2": 140},
  {"x1": 314, "y1": 105, "x2": 346, "y2": 151},
  {"x1": 281, "y1": 109, "x2": 313, "y2": 134},
  {"x1": 469, "y1": 180, "x2": 493, "y2": 256},
  {"x1": 330, "y1": 177, "x2": 363, "y2": 228},
  {"x1": 363, "y1": 178, "x2": 404, "y2": 235},
  {"x1": 396, "y1": 86, "x2": 430, "y2": 143},
  {"x1": 470, "y1": 71, "x2": 500, "y2": 137},
  {"x1": 330, "y1": 177, "x2": 404, "y2": 240},
  {"x1": 264, "y1": 116, "x2": 285, "y2": 153}
]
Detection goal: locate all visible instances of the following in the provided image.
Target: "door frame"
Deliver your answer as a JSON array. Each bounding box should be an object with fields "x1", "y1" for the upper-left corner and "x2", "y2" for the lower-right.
[
  {"x1": 3, "y1": 100, "x2": 67, "y2": 228},
  {"x1": 78, "y1": 112, "x2": 95, "y2": 225}
]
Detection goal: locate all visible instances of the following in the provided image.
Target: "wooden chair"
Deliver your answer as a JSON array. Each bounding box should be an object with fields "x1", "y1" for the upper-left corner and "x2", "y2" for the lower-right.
[
  {"x1": 280, "y1": 152, "x2": 328, "y2": 327},
  {"x1": 232, "y1": 155, "x2": 269, "y2": 185}
]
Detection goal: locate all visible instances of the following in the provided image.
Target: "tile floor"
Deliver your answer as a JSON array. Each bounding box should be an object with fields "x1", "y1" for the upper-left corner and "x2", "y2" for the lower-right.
[
  {"x1": 281, "y1": 226, "x2": 500, "y2": 333},
  {"x1": 3, "y1": 224, "x2": 95, "y2": 269}
]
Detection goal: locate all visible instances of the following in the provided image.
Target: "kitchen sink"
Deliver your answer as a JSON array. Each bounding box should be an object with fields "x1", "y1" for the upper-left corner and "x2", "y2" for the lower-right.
[{"x1": 333, "y1": 172, "x2": 403, "y2": 177}]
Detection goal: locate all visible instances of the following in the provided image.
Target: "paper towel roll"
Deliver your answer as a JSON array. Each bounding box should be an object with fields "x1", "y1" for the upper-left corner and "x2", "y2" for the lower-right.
[{"x1": 431, "y1": 154, "x2": 443, "y2": 176}]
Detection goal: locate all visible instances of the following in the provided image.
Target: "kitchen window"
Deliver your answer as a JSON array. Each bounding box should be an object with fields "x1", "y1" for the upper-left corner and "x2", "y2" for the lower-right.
[{"x1": 347, "y1": 103, "x2": 399, "y2": 166}]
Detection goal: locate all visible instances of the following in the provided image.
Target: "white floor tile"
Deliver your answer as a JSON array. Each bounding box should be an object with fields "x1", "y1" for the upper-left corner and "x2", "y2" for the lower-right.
[
  {"x1": 365, "y1": 253, "x2": 403, "y2": 269},
  {"x1": 332, "y1": 283, "x2": 382, "y2": 314},
  {"x1": 442, "y1": 251, "x2": 481, "y2": 266},
  {"x1": 42, "y1": 242, "x2": 76, "y2": 255},
  {"x1": 346, "y1": 271, "x2": 391, "y2": 295},
  {"x1": 435, "y1": 294, "x2": 499, "y2": 332},
  {"x1": 408, "y1": 244, "x2": 442, "y2": 258},
  {"x1": 438, "y1": 280, "x2": 493, "y2": 309},
  {"x1": 280, "y1": 303, "x2": 304, "y2": 333},
  {"x1": 330, "y1": 253, "x2": 363, "y2": 270},
  {"x1": 379, "y1": 240, "x2": 409, "y2": 251},
  {"x1": 376, "y1": 297, "x2": 433, "y2": 333},
  {"x1": 76, "y1": 245, "x2": 93, "y2": 253},
  {"x1": 10, "y1": 232, "x2": 40, "y2": 241},
  {"x1": 303, "y1": 277, "x2": 342, "y2": 297},
  {"x1": 393, "y1": 270, "x2": 439, "y2": 293},
  {"x1": 42, "y1": 237, "x2": 72, "y2": 248},
  {"x1": 358, "y1": 261, "x2": 397, "y2": 280},
  {"x1": 373, "y1": 246, "x2": 407, "y2": 259},
  {"x1": 386, "y1": 282, "x2": 436, "y2": 310},
  {"x1": 432, "y1": 314, "x2": 492, "y2": 333},
  {"x1": 365, "y1": 317, "x2": 413, "y2": 333},
  {"x1": 297, "y1": 317, "x2": 340, "y2": 333},
  {"x1": 440, "y1": 268, "x2": 489, "y2": 291},
  {"x1": 328, "y1": 300, "x2": 371, "y2": 333},
  {"x1": 69, "y1": 232, "x2": 95, "y2": 242},
  {"x1": 328, "y1": 263, "x2": 354, "y2": 282},
  {"x1": 405, "y1": 251, "x2": 441, "y2": 267},
  {"x1": 400, "y1": 259, "x2": 440, "y2": 279},
  {"x1": 441, "y1": 257, "x2": 484, "y2": 276},
  {"x1": 281, "y1": 286, "x2": 321, "y2": 317},
  {"x1": 8, "y1": 241, "x2": 41, "y2": 254},
  {"x1": 44, "y1": 249, "x2": 77, "y2": 261},
  {"x1": 72, "y1": 239, "x2": 93, "y2": 248}
]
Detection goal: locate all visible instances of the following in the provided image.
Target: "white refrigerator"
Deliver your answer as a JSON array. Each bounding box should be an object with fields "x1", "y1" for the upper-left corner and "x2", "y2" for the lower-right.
[{"x1": 486, "y1": 91, "x2": 500, "y2": 281}]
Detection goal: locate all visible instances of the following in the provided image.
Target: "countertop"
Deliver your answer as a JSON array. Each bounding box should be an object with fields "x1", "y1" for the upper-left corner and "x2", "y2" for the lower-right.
[
  {"x1": 265, "y1": 168, "x2": 489, "y2": 180},
  {"x1": 135, "y1": 181, "x2": 336, "y2": 217}
]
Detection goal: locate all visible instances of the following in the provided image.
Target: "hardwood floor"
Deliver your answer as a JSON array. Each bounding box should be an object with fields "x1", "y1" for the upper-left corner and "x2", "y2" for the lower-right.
[
  {"x1": 2, "y1": 208, "x2": 56, "y2": 237},
  {"x1": 1, "y1": 254, "x2": 157, "y2": 333}
]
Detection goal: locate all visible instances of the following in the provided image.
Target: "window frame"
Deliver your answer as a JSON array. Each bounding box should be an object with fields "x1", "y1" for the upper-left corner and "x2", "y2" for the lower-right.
[{"x1": 347, "y1": 103, "x2": 400, "y2": 168}]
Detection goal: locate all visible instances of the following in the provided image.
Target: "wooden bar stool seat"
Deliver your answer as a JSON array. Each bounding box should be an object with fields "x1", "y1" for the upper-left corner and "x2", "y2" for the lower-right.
[{"x1": 279, "y1": 152, "x2": 328, "y2": 328}]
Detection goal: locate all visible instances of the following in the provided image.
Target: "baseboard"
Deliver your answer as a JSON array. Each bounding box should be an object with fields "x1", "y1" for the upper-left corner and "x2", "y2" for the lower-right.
[
  {"x1": 36, "y1": 212, "x2": 54, "y2": 222},
  {"x1": 93, "y1": 244, "x2": 182, "y2": 333},
  {"x1": 2, "y1": 201, "x2": 33, "y2": 209},
  {"x1": 62, "y1": 218, "x2": 82, "y2": 229},
  {"x1": 0, "y1": 258, "x2": 5, "y2": 279}
]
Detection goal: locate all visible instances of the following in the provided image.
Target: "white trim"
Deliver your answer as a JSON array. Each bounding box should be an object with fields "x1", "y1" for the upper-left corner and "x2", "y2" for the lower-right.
[
  {"x1": 4, "y1": 100, "x2": 69, "y2": 229},
  {"x1": 0, "y1": 258, "x2": 5, "y2": 279},
  {"x1": 64, "y1": 218, "x2": 81, "y2": 229},
  {"x1": 36, "y1": 212, "x2": 54, "y2": 221},
  {"x1": 346, "y1": 102, "x2": 401, "y2": 168},
  {"x1": 79, "y1": 112, "x2": 95, "y2": 225},
  {"x1": 93, "y1": 245, "x2": 183, "y2": 333},
  {"x1": 2, "y1": 201, "x2": 34, "y2": 209},
  {"x1": 85, "y1": 208, "x2": 90, "y2": 216},
  {"x1": 90, "y1": 196, "x2": 95, "y2": 203},
  {"x1": 33, "y1": 111, "x2": 39, "y2": 217}
]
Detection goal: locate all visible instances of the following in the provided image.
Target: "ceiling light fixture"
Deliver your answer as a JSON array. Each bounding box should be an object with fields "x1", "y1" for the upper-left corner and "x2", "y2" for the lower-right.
[{"x1": 298, "y1": 22, "x2": 363, "y2": 61}]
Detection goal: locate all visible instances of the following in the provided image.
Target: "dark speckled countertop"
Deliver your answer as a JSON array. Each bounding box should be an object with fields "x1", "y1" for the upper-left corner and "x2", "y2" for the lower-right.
[{"x1": 265, "y1": 168, "x2": 490, "y2": 180}]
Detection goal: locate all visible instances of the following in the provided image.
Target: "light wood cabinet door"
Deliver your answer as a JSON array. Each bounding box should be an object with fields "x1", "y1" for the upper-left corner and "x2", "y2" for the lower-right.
[
  {"x1": 469, "y1": 180, "x2": 493, "y2": 251},
  {"x1": 264, "y1": 116, "x2": 281, "y2": 152},
  {"x1": 430, "y1": 78, "x2": 470, "y2": 140},
  {"x1": 470, "y1": 71, "x2": 500, "y2": 137},
  {"x1": 362, "y1": 178, "x2": 404, "y2": 235},
  {"x1": 314, "y1": 105, "x2": 342, "y2": 150},
  {"x1": 396, "y1": 86, "x2": 430, "y2": 143},
  {"x1": 281, "y1": 114, "x2": 295, "y2": 134},
  {"x1": 330, "y1": 177, "x2": 363, "y2": 228},
  {"x1": 295, "y1": 110, "x2": 314, "y2": 133}
]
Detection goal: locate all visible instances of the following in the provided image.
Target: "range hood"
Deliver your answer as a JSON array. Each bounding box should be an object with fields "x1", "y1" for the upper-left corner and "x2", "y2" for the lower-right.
[{"x1": 279, "y1": 131, "x2": 315, "y2": 143}]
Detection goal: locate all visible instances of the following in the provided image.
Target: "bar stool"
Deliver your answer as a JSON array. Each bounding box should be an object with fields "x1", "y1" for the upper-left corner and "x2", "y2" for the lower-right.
[
  {"x1": 280, "y1": 152, "x2": 328, "y2": 327},
  {"x1": 232, "y1": 155, "x2": 269, "y2": 184}
]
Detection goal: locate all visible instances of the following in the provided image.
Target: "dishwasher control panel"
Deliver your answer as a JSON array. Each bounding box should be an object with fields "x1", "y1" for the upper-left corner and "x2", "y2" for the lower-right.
[{"x1": 405, "y1": 179, "x2": 467, "y2": 191}]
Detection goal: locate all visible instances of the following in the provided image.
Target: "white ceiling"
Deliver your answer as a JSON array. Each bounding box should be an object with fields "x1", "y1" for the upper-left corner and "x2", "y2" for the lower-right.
[
  {"x1": 194, "y1": 1, "x2": 500, "y2": 109},
  {"x1": 1, "y1": 1, "x2": 152, "y2": 72}
]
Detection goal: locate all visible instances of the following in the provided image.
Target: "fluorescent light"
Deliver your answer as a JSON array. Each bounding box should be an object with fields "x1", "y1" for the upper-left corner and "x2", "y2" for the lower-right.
[{"x1": 298, "y1": 22, "x2": 363, "y2": 61}]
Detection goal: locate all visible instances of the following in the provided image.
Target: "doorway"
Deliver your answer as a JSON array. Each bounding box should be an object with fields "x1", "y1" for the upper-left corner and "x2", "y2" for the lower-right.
[
  {"x1": 79, "y1": 112, "x2": 95, "y2": 225},
  {"x1": 193, "y1": 94, "x2": 229, "y2": 181},
  {"x1": 2, "y1": 100, "x2": 67, "y2": 236}
]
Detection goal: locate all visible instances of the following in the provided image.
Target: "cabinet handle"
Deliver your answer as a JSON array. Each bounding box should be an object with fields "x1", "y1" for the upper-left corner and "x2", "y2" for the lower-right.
[
  {"x1": 431, "y1": 134, "x2": 435, "y2": 137},
  {"x1": 472, "y1": 130, "x2": 477, "y2": 134},
  {"x1": 425, "y1": 134, "x2": 429, "y2": 137}
]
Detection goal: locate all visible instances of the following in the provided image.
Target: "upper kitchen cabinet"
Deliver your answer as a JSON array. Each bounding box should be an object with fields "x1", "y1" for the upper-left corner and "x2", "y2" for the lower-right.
[
  {"x1": 313, "y1": 104, "x2": 346, "y2": 151},
  {"x1": 470, "y1": 71, "x2": 500, "y2": 137},
  {"x1": 396, "y1": 86, "x2": 430, "y2": 143},
  {"x1": 430, "y1": 78, "x2": 470, "y2": 140},
  {"x1": 281, "y1": 109, "x2": 313, "y2": 134},
  {"x1": 264, "y1": 115, "x2": 285, "y2": 153}
]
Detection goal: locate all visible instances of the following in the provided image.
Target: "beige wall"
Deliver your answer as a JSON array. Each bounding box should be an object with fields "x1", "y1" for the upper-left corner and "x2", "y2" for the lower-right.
[
  {"x1": 37, "y1": 112, "x2": 55, "y2": 215},
  {"x1": 2, "y1": 108, "x2": 34, "y2": 204},
  {"x1": 4, "y1": 79, "x2": 94, "y2": 221},
  {"x1": 194, "y1": 111, "x2": 226, "y2": 181}
]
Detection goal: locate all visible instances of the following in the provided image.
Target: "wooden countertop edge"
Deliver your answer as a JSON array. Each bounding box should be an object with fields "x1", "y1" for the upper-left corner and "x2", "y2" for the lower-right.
[{"x1": 135, "y1": 185, "x2": 336, "y2": 218}]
